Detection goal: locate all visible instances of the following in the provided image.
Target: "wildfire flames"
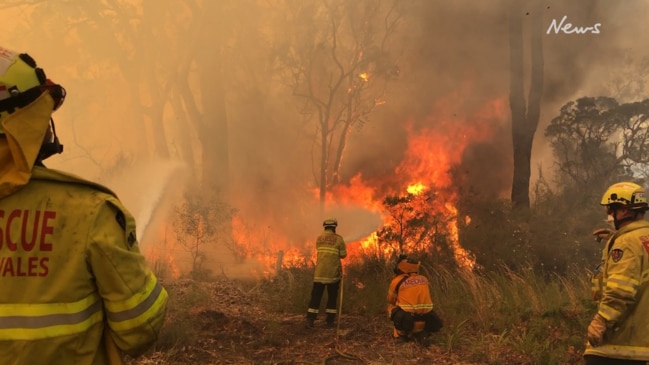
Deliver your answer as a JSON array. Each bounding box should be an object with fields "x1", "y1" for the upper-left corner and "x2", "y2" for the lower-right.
[
  {"x1": 143, "y1": 98, "x2": 506, "y2": 277},
  {"x1": 228, "y1": 98, "x2": 506, "y2": 274}
]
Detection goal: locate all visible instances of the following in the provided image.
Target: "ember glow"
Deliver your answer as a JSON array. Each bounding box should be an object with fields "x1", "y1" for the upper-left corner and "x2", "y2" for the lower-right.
[
  {"x1": 407, "y1": 182, "x2": 426, "y2": 195},
  {"x1": 145, "y1": 239, "x2": 181, "y2": 279},
  {"x1": 231, "y1": 215, "x2": 315, "y2": 269}
]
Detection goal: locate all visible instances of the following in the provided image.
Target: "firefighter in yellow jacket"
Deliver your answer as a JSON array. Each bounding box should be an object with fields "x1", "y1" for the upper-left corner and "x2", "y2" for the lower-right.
[
  {"x1": 585, "y1": 182, "x2": 649, "y2": 364},
  {"x1": 306, "y1": 217, "x2": 347, "y2": 328},
  {"x1": 0, "y1": 46, "x2": 168, "y2": 365},
  {"x1": 387, "y1": 255, "x2": 442, "y2": 343}
]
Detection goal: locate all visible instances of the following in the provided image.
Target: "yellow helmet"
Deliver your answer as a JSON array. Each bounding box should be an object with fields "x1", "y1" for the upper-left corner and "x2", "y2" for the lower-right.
[
  {"x1": 0, "y1": 46, "x2": 65, "y2": 130},
  {"x1": 323, "y1": 217, "x2": 338, "y2": 229},
  {"x1": 600, "y1": 182, "x2": 649, "y2": 210}
]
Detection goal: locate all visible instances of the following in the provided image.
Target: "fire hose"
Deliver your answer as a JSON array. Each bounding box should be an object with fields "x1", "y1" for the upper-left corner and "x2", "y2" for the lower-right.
[{"x1": 321, "y1": 274, "x2": 364, "y2": 364}]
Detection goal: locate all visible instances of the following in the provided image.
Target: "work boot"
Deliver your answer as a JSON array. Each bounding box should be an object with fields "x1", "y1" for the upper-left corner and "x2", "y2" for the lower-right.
[
  {"x1": 305, "y1": 317, "x2": 315, "y2": 328},
  {"x1": 413, "y1": 331, "x2": 431, "y2": 346},
  {"x1": 394, "y1": 334, "x2": 410, "y2": 343},
  {"x1": 326, "y1": 314, "x2": 336, "y2": 327}
]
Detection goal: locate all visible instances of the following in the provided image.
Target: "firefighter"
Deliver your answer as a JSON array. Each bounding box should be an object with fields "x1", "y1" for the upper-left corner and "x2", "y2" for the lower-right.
[
  {"x1": 584, "y1": 182, "x2": 649, "y2": 364},
  {"x1": 387, "y1": 255, "x2": 442, "y2": 343},
  {"x1": 0, "y1": 46, "x2": 168, "y2": 365},
  {"x1": 306, "y1": 217, "x2": 347, "y2": 328}
]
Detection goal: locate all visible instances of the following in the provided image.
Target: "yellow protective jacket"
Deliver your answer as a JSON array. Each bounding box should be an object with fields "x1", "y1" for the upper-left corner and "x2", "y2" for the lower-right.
[
  {"x1": 0, "y1": 92, "x2": 168, "y2": 365},
  {"x1": 585, "y1": 219, "x2": 649, "y2": 360},
  {"x1": 387, "y1": 273, "x2": 434, "y2": 316},
  {"x1": 313, "y1": 230, "x2": 346, "y2": 284}
]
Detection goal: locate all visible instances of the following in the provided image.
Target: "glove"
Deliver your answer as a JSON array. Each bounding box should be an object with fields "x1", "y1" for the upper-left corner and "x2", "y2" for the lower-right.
[
  {"x1": 587, "y1": 314, "x2": 607, "y2": 347},
  {"x1": 592, "y1": 228, "x2": 613, "y2": 243}
]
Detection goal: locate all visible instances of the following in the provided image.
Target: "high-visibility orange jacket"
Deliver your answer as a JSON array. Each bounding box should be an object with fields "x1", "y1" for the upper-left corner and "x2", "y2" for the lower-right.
[
  {"x1": 313, "y1": 230, "x2": 346, "y2": 284},
  {"x1": 585, "y1": 220, "x2": 649, "y2": 360},
  {"x1": 387, "y1": 272, "x2": 434, "y2": 316},
  {"x1": 0, "y1": 93, "x2": 167, "y2": 365}
]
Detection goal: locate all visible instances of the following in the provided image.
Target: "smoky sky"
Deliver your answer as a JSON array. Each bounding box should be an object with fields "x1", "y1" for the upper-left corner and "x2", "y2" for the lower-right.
[
  {"x1": 1, "y1": 1, "x2": 648, "y2": 275},
  {"x1": 345, "y1": 0, "x2": 649, "y2": 201}
]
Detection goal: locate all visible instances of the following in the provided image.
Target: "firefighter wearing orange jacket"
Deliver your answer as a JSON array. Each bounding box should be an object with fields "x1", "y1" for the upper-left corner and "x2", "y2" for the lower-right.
[
  {"x1": 387, "y1": 255, "x2": 442, "y2": 343},
  {"x1": 0, "y1": 46, "x2": 168, "y2": 365},
  {"x1": 584, "y1": 182, "x2": 649, "y2": 364}
]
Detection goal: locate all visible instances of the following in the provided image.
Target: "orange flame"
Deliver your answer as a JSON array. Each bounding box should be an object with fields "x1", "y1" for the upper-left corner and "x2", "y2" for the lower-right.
[
  {"x1": 228, "y1": 97, "x2": 506, "y2": 274},
  {"x1": 407, "y1": 182, "x2": 426, "y2": 195},
  {"x1": 145, "y1": 242, "x2": 181, "y2": 279}
]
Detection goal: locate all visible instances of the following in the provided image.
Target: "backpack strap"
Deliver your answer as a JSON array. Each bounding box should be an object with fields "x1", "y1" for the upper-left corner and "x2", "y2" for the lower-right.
[
  {"x1": 394, "y1": 274, "x2": 410, "y2": 295},
  {"x1": 606, "y1": 234, "x2": 619, "y2": 254}
]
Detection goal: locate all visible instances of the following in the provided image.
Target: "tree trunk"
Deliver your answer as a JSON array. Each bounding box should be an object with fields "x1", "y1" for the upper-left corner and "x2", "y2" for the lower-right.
[
  {"x1": 199, "y1": 79, "x2": 229, "y2": 191},
  {"x1": 525, "y1": 1, "x2": 545, "y2": 199},
  {"x1": 509, "y1": 0, "x2": 544, "y2": 214},
  {"x1": 332, "y1": 87, "x2": 355, "y2": 185},
  {"x1": 196, "y1": 2, "x2": 229, "y2": 192},
  {"x1": 319, "y1": 116, "x2": 328, "y2": 211}
]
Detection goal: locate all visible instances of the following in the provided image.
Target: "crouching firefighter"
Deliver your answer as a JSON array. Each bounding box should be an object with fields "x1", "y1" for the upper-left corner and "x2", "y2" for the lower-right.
[{"x1": 387, "y1": 255, "x2": 442, "y2": 343}]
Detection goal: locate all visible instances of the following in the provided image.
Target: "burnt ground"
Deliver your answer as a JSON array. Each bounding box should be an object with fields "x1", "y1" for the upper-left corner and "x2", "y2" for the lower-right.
[{"x1": 123, "y1": 279, "x2": 562, "y2": 365}]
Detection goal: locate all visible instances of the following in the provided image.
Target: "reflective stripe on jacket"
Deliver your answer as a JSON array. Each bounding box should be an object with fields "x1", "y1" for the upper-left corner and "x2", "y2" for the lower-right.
[
  {"x1": 585, "y1": 220, "x2": 649, "y2": 360},
  {"x1": 313, "y1": 230, "x2": 346, "y2": 283},
  {"x1": 387, "y1": 273, "x2": 434, "y2": 316},
  {"x1": 0, "y1": 166, "x2": 168, "y2": 365}
]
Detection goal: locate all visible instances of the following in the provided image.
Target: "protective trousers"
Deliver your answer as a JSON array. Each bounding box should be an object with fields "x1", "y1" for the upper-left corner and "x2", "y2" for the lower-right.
[
  {"x1": 391, "y1": 307, "x2": 442, "y2": 334},
  {"x1": 306, "y1": 281, "x2": 340, "y2": 324}
]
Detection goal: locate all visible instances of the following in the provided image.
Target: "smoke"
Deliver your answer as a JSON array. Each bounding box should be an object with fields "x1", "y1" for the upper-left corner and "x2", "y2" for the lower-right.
[
  {"x1": 2, "y1": 1, "x2": 648, "y2": 277},
  {"x1": 222, "y1": 0, "x2": 649, "y2": 273},
  {"x1": 391, "y1": 1, "x2": 649, "y2": 197},
  {"x1": 97, "y1": 161, "x2": 189, "y2": 248},
  {"x1": 323, "y1": 204, "x2": 384, "y2": 243}
]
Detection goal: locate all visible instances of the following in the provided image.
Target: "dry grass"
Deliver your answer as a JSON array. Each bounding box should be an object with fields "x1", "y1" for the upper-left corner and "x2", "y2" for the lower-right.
[{"x1": 125, "y1": 262, "x2": 593, "y2": 365}]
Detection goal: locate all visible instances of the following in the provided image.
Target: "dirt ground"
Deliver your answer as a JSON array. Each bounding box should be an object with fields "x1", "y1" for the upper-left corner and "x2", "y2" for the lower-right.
[{"x1": 123, "y1": 279, "x2": 534, "y2": 365}]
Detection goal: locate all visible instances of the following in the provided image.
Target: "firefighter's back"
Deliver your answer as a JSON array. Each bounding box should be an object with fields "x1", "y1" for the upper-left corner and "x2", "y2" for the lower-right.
[
  {"x1": 0, "y1": 45, "x2": 166, "y2": 365},
  {"x1": 0, "y1": 166, "x2": 165, "y2": 365}
]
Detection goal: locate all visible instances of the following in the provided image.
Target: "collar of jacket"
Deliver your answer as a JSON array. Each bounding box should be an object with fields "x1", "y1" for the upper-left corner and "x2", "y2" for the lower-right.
[
  {"x1": 0, "y1": 92, "x2": 53, "y2": 199},
  {"x1": 607, "y1": 219, "x2": 649, "y2": 253},
  {"x1": 30, "y1": 165, "x2": 117, "y2": 197}
]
